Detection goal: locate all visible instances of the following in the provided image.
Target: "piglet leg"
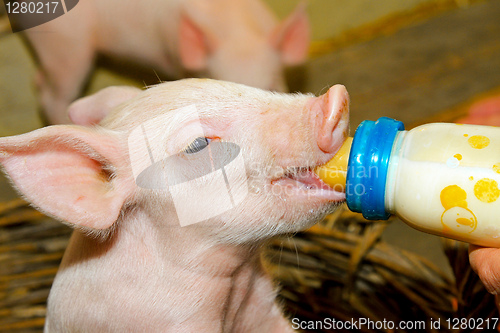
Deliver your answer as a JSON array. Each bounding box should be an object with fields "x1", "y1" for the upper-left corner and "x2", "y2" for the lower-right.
[{"x1": 29, "y1": 9, "x2": 95, "y2": 124}]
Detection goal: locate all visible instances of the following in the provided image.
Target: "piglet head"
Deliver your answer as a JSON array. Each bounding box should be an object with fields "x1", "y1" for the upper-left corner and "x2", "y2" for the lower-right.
[
  {"x1": 104, "y1": 79, "x2": 348, "y2": 243},
  {"x1": 179, "y1": 2, "x2": 310, "y2": 92},
  {"x1": 0, "y1": 79, "x2": 348, "y2": 245}
]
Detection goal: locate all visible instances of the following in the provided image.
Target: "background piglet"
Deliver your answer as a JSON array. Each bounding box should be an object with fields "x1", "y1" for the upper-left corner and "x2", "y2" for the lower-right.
[
  {"x1": 0, "y1": 79, "x2": 348, "y2": 332},
  {"x1": 23, "y1": 0, "x2": 310, "y2": 124}
]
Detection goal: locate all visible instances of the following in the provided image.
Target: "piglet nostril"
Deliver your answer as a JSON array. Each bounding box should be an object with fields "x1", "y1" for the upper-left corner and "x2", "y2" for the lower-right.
[{"x1": 317, "y1": 84, "x2": 350, "y2": 154}]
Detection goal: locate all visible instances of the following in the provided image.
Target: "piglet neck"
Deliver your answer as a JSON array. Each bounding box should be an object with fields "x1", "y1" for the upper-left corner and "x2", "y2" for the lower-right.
[
  {"x1": 118, "y1": 209, "x2": 293, "y2": 331},
  {"x1": 157, "y1": 226, "x2": 263, "y2": 279},
  {"x1": 120, "y1": 207, "x2": 262, "y2": 277}
]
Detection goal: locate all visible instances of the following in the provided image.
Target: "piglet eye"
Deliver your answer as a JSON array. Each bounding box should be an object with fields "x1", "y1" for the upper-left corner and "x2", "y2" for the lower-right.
[{"x1": 183, "y1": 137, "x2": 211, "y2": 154}]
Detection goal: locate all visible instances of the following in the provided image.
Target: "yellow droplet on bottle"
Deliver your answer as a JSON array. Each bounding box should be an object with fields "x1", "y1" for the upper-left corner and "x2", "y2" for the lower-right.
[
  {"x1": 314, "y1": 137, "x2": 353, "y2": 192},
  {"x1": 474, "y1": 178, "x2": 500, "y2": 203},
  {"x1": 493, "y1": 164, "x2": 500, "y2": 174},
  {"x1": 468, "y1": 135, "x2": 490, "y2": 149},
  {"x1": 440, "y1": 185, "x2": 468, "y2": 210}
]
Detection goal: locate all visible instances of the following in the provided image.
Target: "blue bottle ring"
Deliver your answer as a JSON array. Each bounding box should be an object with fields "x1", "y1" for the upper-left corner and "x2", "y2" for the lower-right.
[{"x1": 346, "y1": 117, "x2": 404, "y2": 220}]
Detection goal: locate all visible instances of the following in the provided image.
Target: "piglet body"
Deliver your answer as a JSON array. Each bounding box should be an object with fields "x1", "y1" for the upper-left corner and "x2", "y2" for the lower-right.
[
  {"x1": 0, "y1": 79, "x2": 348, "y2": 332},
  {"x1": 24, "y1": 0, "x2": 310, "y2": 124}
]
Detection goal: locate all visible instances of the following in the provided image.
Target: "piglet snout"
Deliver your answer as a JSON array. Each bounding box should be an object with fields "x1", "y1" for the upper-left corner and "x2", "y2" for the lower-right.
[{"x1": 316, "y1": 84, "x2": 350, "y2": 154}]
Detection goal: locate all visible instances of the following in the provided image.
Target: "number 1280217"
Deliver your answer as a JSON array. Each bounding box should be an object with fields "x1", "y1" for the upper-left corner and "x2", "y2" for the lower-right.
[
  {"x1": 5, "y1": 1, "x2": 59, "y2": 14},
  {"x1": 446, "y1": 317, "x2": 499, "y2": 330}
]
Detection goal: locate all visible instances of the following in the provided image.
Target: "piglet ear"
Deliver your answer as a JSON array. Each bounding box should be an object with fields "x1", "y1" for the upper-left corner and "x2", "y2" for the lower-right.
[
  {"x1": 68, "y1": 86, "x2": 141, "y2": 126},
  {"x1": 179, "y1": 13, "x2": 210, "y2": 71},
  {"x1": 0, "y1": 126, "x2": 134, "y2": 231},
  {"x1": 271, "y1": 2, "x2": 310, "y2": 66}
]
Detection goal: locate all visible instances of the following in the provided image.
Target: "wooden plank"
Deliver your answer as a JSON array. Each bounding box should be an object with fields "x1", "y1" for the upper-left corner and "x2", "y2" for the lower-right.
[
  {"x1": 0, "y1": 209, "x2": 44, "y2": 227},
  {"x1": 0, "y1": 318, "x2": 45, "y2": 331},
  {"x1": 409, "y1": 85, "x2": 500, "y2": 127},
  {"x1": 0, "y1": 199, "x2": 27, "y2": 216},
  {"x1": 300, "y1": 0, "x2": 500, "y2": 129}
]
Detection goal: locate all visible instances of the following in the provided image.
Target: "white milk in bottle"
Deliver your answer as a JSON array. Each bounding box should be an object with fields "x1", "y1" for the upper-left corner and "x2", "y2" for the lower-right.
[{"x1": 315, "y1": 117, "x2": 500, "y2": 247}]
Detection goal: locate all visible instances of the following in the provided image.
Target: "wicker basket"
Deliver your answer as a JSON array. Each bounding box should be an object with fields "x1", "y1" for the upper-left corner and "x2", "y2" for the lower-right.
[
  {"x1": 0, "y1": 200, "x2": 497, "y2": 332},
  {"x1": 0, "y1": 199, "x2": 71, "y2": 332}
]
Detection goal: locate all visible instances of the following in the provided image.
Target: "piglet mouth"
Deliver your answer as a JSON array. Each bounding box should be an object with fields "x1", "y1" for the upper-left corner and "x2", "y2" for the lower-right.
[
  {"x1": 271, "y1": 167, "x2": 345, "y2": 202},
  {"x1": 286, "y1": 167, "x2": 332, "y2": 190}
]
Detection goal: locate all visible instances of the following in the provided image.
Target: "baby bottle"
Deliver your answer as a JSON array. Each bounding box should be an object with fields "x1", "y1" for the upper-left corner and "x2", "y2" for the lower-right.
[{"x1": 315, "y1": 117, "x2": 500, "y2": 247}]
